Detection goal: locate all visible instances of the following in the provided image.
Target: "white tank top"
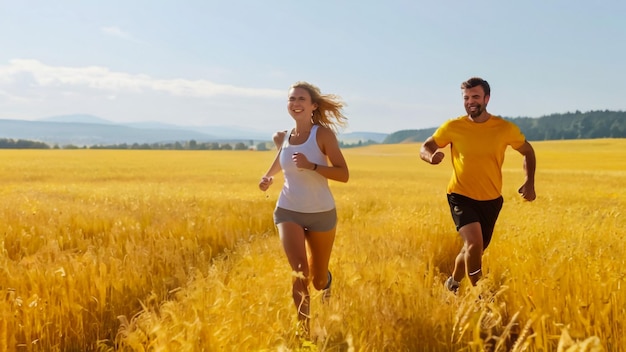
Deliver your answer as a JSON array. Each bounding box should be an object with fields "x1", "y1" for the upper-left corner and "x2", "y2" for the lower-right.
[{"x1": 277, "y1": 125, "x2": 335, "y2": 213}]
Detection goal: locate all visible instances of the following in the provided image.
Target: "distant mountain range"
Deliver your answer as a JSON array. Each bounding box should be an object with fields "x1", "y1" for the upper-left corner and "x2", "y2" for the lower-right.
[
  {"x1": 0, "y1": 114, "x2": 388, "y2": 146},
  {"x1": 2, "y1": 111, "x2": 624, "y2": 147}
]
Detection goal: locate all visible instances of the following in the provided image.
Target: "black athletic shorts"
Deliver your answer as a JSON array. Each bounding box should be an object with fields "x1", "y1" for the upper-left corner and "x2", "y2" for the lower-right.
[{"x1": 446, "y1": 193, "x2": 504, "y2": 249}]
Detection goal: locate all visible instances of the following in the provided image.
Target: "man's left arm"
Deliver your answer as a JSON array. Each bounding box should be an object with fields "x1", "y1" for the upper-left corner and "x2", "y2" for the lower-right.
[{"x1": 515, "y1": 141, "x2": 536, "y2": 201}]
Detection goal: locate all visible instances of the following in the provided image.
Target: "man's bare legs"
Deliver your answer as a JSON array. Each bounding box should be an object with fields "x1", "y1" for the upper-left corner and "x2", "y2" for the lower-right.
[{"x1": 453, "y1": 222, "x2": 484, "y2": 286}]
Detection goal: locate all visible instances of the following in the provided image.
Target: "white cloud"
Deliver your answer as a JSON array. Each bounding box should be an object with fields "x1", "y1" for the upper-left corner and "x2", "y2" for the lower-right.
[
  {"x1": 0, "y1": 89, "x2": 30, "y2": 103},
  {"x1": 0, "y1": 59, "x2": 284, "y2": 99},
  {"x1": 0, "y1": 59, "x2": 287, "y2": 129},
  {"x1": 100, "y1": 26, "x2": 134, "y2": 41}
]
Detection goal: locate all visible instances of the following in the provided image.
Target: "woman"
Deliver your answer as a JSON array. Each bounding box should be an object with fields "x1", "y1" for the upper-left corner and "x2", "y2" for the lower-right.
[{"x1": 258, "y1": 81, "x2": 349, "y2": 338}]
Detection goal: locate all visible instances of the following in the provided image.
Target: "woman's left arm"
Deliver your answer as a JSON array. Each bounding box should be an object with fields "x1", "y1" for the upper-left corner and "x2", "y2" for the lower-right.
[{"x1": 316, "y1": 127, "x2": 349, "y2": 183}]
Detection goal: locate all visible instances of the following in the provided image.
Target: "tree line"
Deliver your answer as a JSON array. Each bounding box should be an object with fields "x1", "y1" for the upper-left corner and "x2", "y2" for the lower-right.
[
  {"x1": 0, "y1": 139, "x2": 270, "y2": 150},
  {"x1": 88, "y1": 140, "x2": 263, "y2": 151},
  {"x1": 383, "y1": 110, "x2": 626, "y2": 143},
  {"x1": 0, "y1": 139, "x2": 51, "y2": 149},
  {"x1": 508, "y1": 110, "x2": 626, "y2": 140}
]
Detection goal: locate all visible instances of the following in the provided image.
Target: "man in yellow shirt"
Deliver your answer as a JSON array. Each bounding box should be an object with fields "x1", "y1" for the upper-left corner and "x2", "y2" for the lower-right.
[{"x1": 420, "y1": 77, "x2": 536, "y2": 293}]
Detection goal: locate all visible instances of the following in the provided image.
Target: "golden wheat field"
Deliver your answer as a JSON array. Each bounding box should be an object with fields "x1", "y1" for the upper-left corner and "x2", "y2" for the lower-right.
[{"x1": 0, "y1": 138, "x2": 624, "y2": 352}]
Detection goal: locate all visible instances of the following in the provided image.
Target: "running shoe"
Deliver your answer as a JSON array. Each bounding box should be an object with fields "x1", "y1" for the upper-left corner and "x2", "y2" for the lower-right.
[
  {"x1": 445, "y1": 276, "x2": 460, "y2": 293},
  {"x1": 321, "y1": 271, "x2": 332, "y2": 303}
]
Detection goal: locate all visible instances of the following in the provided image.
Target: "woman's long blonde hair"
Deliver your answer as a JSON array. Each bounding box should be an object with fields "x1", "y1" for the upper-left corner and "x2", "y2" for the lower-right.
[{"x1": 290, "y1": 81, "x2": 348, "y2": 133}]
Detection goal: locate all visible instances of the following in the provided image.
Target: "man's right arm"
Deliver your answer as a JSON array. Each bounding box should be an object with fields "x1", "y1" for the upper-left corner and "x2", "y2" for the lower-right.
[{"x1": 420, "y1": 136, "x2": 445, "y2": 165}]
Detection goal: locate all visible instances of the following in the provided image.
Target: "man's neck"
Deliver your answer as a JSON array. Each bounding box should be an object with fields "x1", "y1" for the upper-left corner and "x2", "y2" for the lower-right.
[{"x1": 469, "y1": 112, "x2": 491, "y2": 123}]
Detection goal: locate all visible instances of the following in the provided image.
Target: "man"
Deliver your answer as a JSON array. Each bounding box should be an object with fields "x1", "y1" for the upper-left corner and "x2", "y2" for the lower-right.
[{"x1": 420, "y1": 77, "x2": 536, "y2": 293}]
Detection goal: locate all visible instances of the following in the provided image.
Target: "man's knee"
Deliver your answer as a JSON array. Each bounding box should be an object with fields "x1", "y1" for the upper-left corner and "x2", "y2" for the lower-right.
[
  {"x1": 466, "y1": 240, "x2": 483, "y2": 253},
  {"x1": 464, "y1": 232, "x2": 484, "y2": 252}
]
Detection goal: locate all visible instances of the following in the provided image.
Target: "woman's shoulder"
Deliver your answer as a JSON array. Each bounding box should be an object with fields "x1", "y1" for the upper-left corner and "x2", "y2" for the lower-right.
[
  {"x1": 272, "y1": 130, "x2": 288, "y2": 145},
  {"x1": 273, "y1": 129, "x2": 288, "y2": 139},
  {"x1": 314, "y1": 125, "x2": 341, "y2": 149},
  {"x1": 314, "y1": 124, "x2": 336, "y2": 135}
]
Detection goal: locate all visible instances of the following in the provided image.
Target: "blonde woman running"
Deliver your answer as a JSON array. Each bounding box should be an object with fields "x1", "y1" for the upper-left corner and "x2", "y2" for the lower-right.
[{"x1": 258, "y1": 81, "x2": 349, "y2": 338}]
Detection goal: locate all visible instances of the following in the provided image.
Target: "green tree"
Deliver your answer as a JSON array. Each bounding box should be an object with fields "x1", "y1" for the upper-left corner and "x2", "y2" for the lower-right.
[{"x1": 234, "y1": 142, "x2": 247, "y2": 150}]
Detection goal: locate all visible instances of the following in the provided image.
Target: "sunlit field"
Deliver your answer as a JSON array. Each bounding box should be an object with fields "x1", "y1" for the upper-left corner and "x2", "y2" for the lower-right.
[{"x1": 0, "y1": 139, "x2": 624, "y2": 351}]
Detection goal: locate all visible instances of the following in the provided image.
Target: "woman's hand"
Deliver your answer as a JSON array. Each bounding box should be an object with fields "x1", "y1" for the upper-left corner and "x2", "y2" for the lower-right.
[
  {"x1": 259, "y1": 176, "x2": 273, "y2": 191},
  {"x1": 292, "y1": 152, "x2": 314, "y2": 170}
]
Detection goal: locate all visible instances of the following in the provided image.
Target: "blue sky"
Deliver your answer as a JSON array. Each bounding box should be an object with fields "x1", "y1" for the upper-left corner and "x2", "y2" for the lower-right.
[{"x1": 1, "y1": 1, "x2": 624, "y2": 134}]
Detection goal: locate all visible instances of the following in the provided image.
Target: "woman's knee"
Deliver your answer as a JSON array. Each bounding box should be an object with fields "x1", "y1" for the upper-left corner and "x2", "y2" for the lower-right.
[
  {"x1": 310, "y1": 271, "x2": 330, "y2": 291},
  {"x1": 311, "y1": 277, "x2": 324, "y2": 291}
]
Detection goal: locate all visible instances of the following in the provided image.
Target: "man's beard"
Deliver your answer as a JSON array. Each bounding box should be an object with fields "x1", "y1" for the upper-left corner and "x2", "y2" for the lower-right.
[{"x1": 466, "y1": 104, "x2": 484, "y2": 118}]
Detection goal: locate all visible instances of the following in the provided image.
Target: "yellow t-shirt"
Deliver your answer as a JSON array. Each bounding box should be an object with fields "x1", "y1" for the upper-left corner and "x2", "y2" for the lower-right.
[{"x1": 432, "y1": 115, "x2": 526, "y2": 201}]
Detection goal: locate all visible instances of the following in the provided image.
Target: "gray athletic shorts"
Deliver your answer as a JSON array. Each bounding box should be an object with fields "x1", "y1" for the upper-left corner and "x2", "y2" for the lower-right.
[{"x1": 273, "y1": 207, "x2": 337, "y2": 232}]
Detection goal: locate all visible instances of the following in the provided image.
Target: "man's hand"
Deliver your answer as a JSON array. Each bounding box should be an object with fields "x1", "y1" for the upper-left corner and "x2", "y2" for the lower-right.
[
  {"x1": 420, "y1": 137, "x2": 445, "y2": 165},
  {"x1": 518, "y1": 182, "x2": 536, "y2": 201},
  {"x1": 430, "y1": 151, "x2": 445, "y2": 164}
]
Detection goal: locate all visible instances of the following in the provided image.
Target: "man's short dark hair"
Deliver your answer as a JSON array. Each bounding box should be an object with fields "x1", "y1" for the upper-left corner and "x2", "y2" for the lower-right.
[{"x1": 461, "y1": 77, "x2": 490, "y2": 96}]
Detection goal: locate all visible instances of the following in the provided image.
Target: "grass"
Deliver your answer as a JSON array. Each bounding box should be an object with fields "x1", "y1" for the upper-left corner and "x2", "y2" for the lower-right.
[{"x1": 0, "y1": 139, "x2": 624, "y2": 351}]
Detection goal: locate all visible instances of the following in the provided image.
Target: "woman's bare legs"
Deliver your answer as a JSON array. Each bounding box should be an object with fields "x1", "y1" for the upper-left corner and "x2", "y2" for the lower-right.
[{"x1": 278, "y1": 222, "x2": 336, "y2": 333}]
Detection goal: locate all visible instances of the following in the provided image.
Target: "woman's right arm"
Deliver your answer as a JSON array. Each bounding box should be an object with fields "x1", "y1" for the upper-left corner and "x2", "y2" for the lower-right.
[{"x1": 258, "y1": 131, "x2": 286, "y2": 191}]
